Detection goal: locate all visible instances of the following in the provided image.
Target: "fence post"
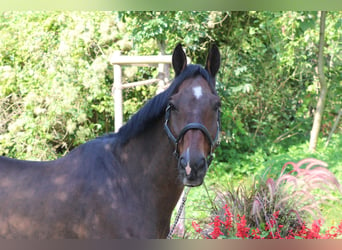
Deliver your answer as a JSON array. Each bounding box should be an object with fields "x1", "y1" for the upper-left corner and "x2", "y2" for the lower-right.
[
  {"x1": 157, "y1": 63, "x2": 165, "y2": 94},
  {"x1": 113, "y1": 50, "x2": 123, "y2": 132},
  {"x1": 110, "y1": 53, "x2": 189, "y2": 132}
]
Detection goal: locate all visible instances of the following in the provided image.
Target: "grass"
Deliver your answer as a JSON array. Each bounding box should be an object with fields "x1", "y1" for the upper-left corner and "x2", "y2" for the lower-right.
[{"x1": 170, "y1": 133, "x2": 342, "y2": 238}]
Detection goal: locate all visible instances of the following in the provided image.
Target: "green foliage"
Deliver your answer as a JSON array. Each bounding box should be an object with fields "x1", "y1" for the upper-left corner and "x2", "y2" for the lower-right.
[
  {"x1": 210, "y1": 12, "x2": 341, "y2": 177},
  {"x1": 0, "y1": 11, "x2": 341, "y2": 168},
  {"x1": 120, "y1": 11, "x2": 223, "y2": 55},
  {"x1": 0, "y1": 12, "x2": 123, "y2": 159}
]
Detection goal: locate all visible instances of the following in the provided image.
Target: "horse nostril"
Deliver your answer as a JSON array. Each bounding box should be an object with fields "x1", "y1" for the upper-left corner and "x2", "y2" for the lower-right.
[
  {"x1": 179, "y1": 157, "x2": 187, "y2": 169},
  {"x1": 195, "y1": 157, "x2": 206, "y2": 170}
]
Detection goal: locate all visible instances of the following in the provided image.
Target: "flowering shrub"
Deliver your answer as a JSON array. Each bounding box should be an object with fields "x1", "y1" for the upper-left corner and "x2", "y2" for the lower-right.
[
  {"x1": 191, "y1": 158, "x2": 342, "y2": 239},
  {"x1": 192, "y1": 205, "x2": 342, "y2": 239}
]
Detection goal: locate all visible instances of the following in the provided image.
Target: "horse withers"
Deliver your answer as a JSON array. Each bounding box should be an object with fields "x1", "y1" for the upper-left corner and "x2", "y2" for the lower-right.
[{"x1": 0, "y1": 43, "x2": 221, "y2": 238}]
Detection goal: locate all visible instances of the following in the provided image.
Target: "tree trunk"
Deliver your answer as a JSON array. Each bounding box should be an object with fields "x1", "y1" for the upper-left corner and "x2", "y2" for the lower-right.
[
  {"x1": 309, "y1": 11, "x2": 328, "y2": 152},
  {"x1": 325, "y1": 108, "x2": 342, "y2": 148}
]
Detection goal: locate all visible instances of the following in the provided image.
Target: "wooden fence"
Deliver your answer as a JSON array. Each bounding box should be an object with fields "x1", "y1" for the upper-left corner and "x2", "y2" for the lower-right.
[
  {"x1": 110, "y1": 51, "x2": 190, "y2": 132},
  {"x1": 110, "y1": 51, "x2": 173, "y2": 132}
]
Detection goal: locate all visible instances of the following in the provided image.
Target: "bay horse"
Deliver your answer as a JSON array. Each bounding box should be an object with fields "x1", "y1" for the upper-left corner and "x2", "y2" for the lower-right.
[{"x1": 0, "y1": 44, "x2": 221, "y2": 238}]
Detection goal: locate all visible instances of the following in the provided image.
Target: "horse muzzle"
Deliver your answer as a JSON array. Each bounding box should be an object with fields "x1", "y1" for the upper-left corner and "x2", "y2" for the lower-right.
[{"x1": 178, "y1": 153, "x2": 208, "y2": 187}]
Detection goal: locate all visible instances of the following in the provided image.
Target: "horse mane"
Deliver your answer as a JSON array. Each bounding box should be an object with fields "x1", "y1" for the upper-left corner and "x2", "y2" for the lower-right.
[{"x1": 108, "y1": 64, "x2": 216, "y2": 145}]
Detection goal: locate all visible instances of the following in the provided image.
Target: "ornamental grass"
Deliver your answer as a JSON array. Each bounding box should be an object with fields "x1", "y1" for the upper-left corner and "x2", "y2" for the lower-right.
[{"x1": 192, "y1": 158, "x2": 342, "y2": 239}]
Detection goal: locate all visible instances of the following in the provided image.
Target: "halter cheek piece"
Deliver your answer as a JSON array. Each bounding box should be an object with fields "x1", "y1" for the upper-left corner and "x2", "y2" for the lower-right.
[{"x1": 164, "y1": 104, "x2": 220, "y2": 166}]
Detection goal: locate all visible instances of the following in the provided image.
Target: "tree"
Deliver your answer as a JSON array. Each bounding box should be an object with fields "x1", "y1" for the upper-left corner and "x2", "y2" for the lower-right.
[
  {"x1": 309, "y1": 11, "x2": 328, "y2": 152},
  {"x1": 1, "y1": 11, "x2": 341, "y2": 164},
  {"x1": 0, "y1": 12, "x2": 122, "y2": 159}
]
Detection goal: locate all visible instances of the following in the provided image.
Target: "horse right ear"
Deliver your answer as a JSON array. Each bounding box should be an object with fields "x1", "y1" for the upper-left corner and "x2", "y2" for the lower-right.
[
  {"x1": 172, "y1": 43, "x2": 187, "y2": 76},
  {"x1": 205, "y1": 44, "x2": 220, "y2": 78}
]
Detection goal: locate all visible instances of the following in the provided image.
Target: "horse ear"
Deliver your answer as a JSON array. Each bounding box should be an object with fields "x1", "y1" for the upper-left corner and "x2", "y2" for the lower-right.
[
  {"x1": 172, "y1": 43, "x2": 187, "y2": 76},
  {"x1": 205, "y1": 44, "x2": 220, "y2": 78}
]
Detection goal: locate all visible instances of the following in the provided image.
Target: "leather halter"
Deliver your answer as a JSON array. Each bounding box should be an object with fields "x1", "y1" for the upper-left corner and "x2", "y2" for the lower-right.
[{"x1": 164, "y1": 104, "x2": 220, "y2": 165}]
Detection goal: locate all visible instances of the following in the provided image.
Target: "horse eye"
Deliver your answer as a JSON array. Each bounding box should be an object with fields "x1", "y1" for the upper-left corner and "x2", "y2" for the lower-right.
[{"x1": 168, "y1": 102, "x2": 177, "y2": 111}]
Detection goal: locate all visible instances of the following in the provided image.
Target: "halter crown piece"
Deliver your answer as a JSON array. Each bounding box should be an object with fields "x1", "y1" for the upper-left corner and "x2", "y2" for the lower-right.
[{"x1": 164, "y1": 104, "x2": 220, "y2": 166}]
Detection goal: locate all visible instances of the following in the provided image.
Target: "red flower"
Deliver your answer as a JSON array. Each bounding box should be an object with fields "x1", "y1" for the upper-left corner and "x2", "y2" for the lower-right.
[
  {"x1": 222, "y1": 205, "x2": 233, "y2": 232},
  {"x1": 192, "y1": 204, "x2": 342, "y2": 240},
  {"x1": 251, "y1": 228, "x2": 261, "y2": 239},
  {"x1": 192, "y1": 221, "x2": 202, "y2": 234},
  {"x1": 338, "y1": 220, "x2": 342, "y2": 234},
  {"x1": 209, "y1": 216, "x2": 224, "y2": 239},
  {"x1": 236, "y1": 214, "x2": 250, "y2": 239},
  {"x1": 273, "y1": 211, "x2": 280, "y2": 219}
]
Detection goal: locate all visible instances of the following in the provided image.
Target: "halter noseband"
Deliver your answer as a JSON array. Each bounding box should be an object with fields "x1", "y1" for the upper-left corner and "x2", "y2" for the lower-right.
[{"x1": 164, "y1": 104, "x2": 220, "y2": 166}]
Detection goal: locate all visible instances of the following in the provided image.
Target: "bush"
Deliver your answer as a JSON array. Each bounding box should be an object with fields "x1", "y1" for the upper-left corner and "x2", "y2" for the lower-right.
[
  {"x1": 192, "y1": 205, "x2": 342, "y2": 239},
  {"x1": 191, "y1": 158, "x2": 342, "y2": 239}
]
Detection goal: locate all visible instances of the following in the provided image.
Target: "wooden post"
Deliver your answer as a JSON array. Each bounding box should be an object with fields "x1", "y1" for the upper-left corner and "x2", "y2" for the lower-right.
[
  {"x1": 157, "y1": 62, "x2": 165, "y2": 94},
  {"x1": 110, "y1": 52, "x2": 190, "y2": 132},
  {"x1": 113, "y1": 51, "x2": 123, "y2": 132}
]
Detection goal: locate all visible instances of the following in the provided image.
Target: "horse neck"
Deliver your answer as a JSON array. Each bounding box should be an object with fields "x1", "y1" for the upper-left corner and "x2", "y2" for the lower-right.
[{"x1": 116, "y1": 118, "x2": 184, "y2": 216}]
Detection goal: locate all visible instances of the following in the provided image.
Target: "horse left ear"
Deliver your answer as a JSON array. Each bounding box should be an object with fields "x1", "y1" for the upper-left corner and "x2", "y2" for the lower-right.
[
  {"x1": 172, "y1": 43, "x2": 187, "y2": 76},
  {"x1": 205, "y1": 44, "x2": 220, "y2": 78}
]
